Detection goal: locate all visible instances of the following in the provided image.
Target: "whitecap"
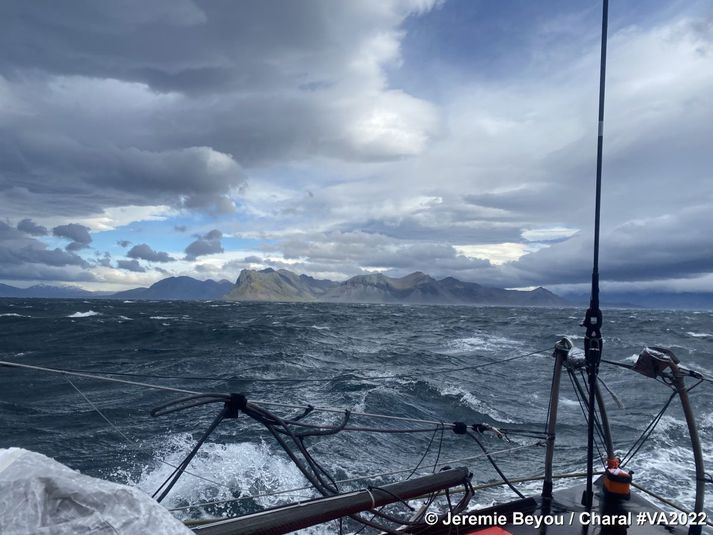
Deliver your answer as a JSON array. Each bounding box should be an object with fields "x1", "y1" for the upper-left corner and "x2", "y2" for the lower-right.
[
  {"x1": 123, "y1": 435, "x2": 314, "y2": 519},
  {"x1": 439, "y1": 385, "x2": 516, "y2": 423},
  {"x1": 686, "y1": 332, "x2": 712, "y2": 338},
  {"x1": 67, "y1": 310, "x2": 99, "y2": 318},
  {"x1": 311, "y1": 325, "x2": 330, "y2": 331},
  {"x1": 117, "y1": 315, "x2": 133, "y2": 321},
  {"x1": 445, "y1": 334, "x2": 522, "y2": 354},
  {"x1": 0, "y1": 313, "x2": 27, "y2": 318},
  {"x1": 150, "y1": 316, "x2": 173, "y2": 320}
]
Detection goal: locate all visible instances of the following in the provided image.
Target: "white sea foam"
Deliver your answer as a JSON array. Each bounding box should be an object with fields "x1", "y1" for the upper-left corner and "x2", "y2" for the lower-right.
[
  {"x1": 117, "y1": 315, "x2": 133, "y2": 321},
  {"x1": 0, "y1": 313, "x2": 27, "y2": 318},
  {"x1": 67, "y1": 310, "x2": 99, "y2": 318},
  {"x1": 311, "y1": 325, "x2": 330, "y2": 330},
  {"x1": 125, "y1": 435, "x2": 318, "y2": 522},
  {"x1": 446, "y1": 334, "x2": 522, "y2": 354},
  {"x1": 150, "y1": 316, "x2": 173, "y2": 320},
  {"x1": 558, "y1": 397, "x2": 582, "y2": 408},
  {"x1": 439, "y1": 385, "x2": 516, "y2": 423},
  {"x1": 686, "y1": 331, "x2": 713, "y2": 338}
]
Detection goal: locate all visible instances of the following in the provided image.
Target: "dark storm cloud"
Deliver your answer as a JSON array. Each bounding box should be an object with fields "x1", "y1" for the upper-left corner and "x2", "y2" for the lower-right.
[
  {"x1": 117, "y1": 240, "x2": 131, "y2": 248},
  {"x1": 0, "y1": 0, "x2": 437, "y2": 222},
  {"x1": 0, "y1": 220, "x2": 90, "y2": 281},
  {"x1": 127, "y1": 243, "x2": 175, "y2": 263},
  {"x1": 269, "y1": 230, "x2": 495, "y2": 280},
  {"x1": 16, "y1": 218, "x2": 48, "y2": 236},
  {"x1": 116, "y1": 259, "x2": 146, "y2": 273},
  {"x1": 0, "y1": 131, "x2": 246, "y2": 218},
  {"x1": 184, "y1": 229, "x2": 224, "y2": 261},
  {"x1": 0, "y1": 1, "x2": 418, "y2": 95},
  {"x1": 96, "y1": 252, "x2": 112, "y2": 268},
  {"x1": 501, "y1": 206, "x2": 713, "y2": 287},
  {"x1": 52, "y1": 223, "x2": 92, "y2": 251},
  {"x1": 52, "y1": 223, "x2": 91, "y2": 245}
]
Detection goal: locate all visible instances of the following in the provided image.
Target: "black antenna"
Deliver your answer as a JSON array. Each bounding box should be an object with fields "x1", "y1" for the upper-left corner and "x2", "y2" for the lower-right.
[{"x1": 582, "y1": 0, "x2": 609, "y2": 509}]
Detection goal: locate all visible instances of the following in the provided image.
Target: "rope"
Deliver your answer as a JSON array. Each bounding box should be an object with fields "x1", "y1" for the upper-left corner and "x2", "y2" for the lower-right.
[
  {"x1": 0, "y1": 360, "x2": 206, "y2": 395},
  {"x1": 630, "y1": 482, "x2": 713, "y2": 528},
  {"x1": 64, "y1": 377, "x2": 233, "y2": 492},
  {"x1": 65, "y1": 378, "x2": 133, "y2": 443},
  {"x1": 620, "y1": 391, "x2": 676, "y2": 467},
  {"x1": 467, "y1": 431, "x2": 525, "y2": 499},
  {"x1": 566, "y1": 369, "x2": 606, "y2": 467},
  {"x1": 2, "y1": 347, "x2": 551, "y2": 386},
  {"x1": 1, "y1": 347, "x2": 552, "y2": 430}
]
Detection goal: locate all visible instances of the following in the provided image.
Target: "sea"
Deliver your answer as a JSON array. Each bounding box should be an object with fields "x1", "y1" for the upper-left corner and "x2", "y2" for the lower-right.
[{"x1": 1, "y1": 299, "x2": 712, "y2": 533}]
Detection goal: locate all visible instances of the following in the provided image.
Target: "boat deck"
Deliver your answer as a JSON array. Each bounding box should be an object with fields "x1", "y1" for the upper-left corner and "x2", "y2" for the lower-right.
[{"x1": 422, "y1": 479, "x2": 688, "y2": 535}]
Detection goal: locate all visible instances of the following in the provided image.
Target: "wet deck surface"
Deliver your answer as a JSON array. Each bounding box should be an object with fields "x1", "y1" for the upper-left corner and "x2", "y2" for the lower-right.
[{"x1": 423, "y1": 480, "x2": 688, "y2": 534}]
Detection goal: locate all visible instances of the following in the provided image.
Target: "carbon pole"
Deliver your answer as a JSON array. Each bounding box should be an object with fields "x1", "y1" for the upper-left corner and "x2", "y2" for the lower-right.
[{"x1": 582, "y1": 0, "x2": 609, "y2": 510}]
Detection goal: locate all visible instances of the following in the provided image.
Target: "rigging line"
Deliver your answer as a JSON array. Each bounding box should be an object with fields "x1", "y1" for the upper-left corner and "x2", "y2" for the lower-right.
[
  {"x1": 249, "y1": 400, "x2": 456, "y2": 427},
  {"x1": 42, "y1": 347, "x2": 553, "y2": 384},
  {"x1": 620, "y1": 391, "x2": 677, "y2": 467},
  {"x1": 248, "y1": 405, "x2": 407, "y2": 533},
  {"x1": 602, "y1": 358, "x2": 713, "y2": 386},
  {"x1": 630, "y1": 482, "x2": 713, "y2": 529},
  {"x1": 64, "y1": 377, "x2": 232, "y2": 491},
  {"x1": 467, "y1": 431, "x2": 525, "y2": 499},
  {"x1": 566, "y1": 370, "x2": 606, "y2": 466},
  {"x1": 4, "y1": 358, "x2": 538, "y2": 431},
  {"x1": 0, "y1": 360, "x2": 207, "y2": 395},
  {"x1": 351, "y1": 426, "x2": 443, "y2": 535},
  {"x1": 578, "y1": 369, "x2": 609, "y2": 450},
  {"x1": 168, "y1": 441, "x2": 541, "y2": 512},
  {"x1": 65, "y1": 377, "x2": 133, "y2": 443},
  {"x1": 434, "y1": 347, "x2": 552, "y2": 375},
  {"x1": 153, "y1": 407, "x2": 227, "y2": 503}
]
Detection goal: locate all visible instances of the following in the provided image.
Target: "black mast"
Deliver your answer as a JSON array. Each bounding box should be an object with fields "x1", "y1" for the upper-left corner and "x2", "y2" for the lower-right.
[{"x1": 582, "y1": 0, "x2": 609, "y2": 509}]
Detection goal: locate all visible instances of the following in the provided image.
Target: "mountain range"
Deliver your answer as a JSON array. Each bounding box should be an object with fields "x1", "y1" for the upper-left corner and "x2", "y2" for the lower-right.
[
  {"x1": 2, "y1": 270, "x2": 712, "y2": 309},
  {"x1": 0, "y1": 270, "x2": 565, "y2": 306},
  {"x1": 111, "y1": 276, "x2": 234, "y2": 301},
  {"x1": 224, "y1": 268, "x2": 565, "y2": 306}
]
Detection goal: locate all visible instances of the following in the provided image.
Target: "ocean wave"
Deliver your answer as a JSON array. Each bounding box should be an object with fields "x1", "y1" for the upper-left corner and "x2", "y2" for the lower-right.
[
  {"x1": 67, "y1": 310, "x2": 100, "y2": 318},
  {"x1": 0, "y1": 313, "x2": 28, "y2": 318},
  {"x1": 445, "y1": 334, "x2": 522, "y2": 354},
  {"x1": 439, "y1": 385, "x2": 516, "y2": 423},
  {"x1": 686, "y1": 332, "x2": 712, "y2": 338},
  {"x1": 150, "y1": 316, "x2": 173, "y2": 320},
  {"x1": 125, "y1": 435, "x2": 315, "y2": 520},
  {"x1": 117, "y1": 315, "x2": 133, "y2": 321},
  {"x1": 558, "y1": 397, "x2": 582, "y2": 408}
]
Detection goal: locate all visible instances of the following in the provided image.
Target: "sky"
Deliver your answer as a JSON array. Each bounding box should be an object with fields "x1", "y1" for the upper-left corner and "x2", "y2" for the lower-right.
[{"x1": 1, "y1": 0, "x2": 712, "y2": 294}]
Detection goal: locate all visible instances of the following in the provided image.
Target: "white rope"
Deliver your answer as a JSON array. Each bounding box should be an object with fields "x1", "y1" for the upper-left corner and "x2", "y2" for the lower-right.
[
  {"x1": 250, "y1": 400, "x2": 453, "y2": 427},
  {"x1": 64, "y1": 376, "x2": 231, "y2": 492},
  {"x1": 1, "y1": 359, "x2": 454, "y2": 427},
  {"x1": 1, "y1": 360, "x2": 205, "y2": 395}
]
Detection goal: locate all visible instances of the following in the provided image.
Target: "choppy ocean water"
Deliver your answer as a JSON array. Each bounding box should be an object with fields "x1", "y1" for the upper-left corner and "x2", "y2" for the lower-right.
[{"x1": 1, "y1": 299, "x2": 712, "y2": 533}]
